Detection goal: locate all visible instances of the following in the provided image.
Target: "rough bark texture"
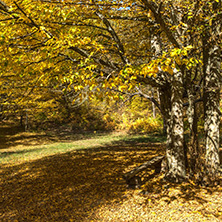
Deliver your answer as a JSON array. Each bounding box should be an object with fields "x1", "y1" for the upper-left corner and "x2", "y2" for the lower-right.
[
  {"x1": 165, "y1": 71, "x2": 186, "y2": 182},
  {"x1": 204, "y1": 45, "x2": 221, "y2": 179},
  {"x1": 151, "y1": 34, "x2": 186, "y2": 183},
  {"x1": 186, "y1": 77, "x2": 199, "y2": 175},
  {"x1": 159, "y1": 86, "x2": 171, "y2": 138}
]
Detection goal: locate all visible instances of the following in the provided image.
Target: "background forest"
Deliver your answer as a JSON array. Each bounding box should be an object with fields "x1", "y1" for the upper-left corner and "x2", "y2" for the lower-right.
[{"x1": 0, "y1": 85, "x2": 163, "y2": 133}]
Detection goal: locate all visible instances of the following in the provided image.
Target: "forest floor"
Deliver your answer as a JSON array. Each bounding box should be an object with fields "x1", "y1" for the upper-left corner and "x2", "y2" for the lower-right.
[{"x1": 0, "y1": 121, "x2": 222, "y2": 221}]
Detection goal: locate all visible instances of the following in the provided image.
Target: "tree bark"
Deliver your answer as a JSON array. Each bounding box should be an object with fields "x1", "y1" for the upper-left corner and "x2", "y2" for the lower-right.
[
  {"x1": 123, "y1": 155, "x2": 165, "y2": 181},
  {"x1": 165, "y1": 70, "x2": 186, "y2": 182},
  {"x1": 158, "y1": 86, "x2": 171, "y2": 141},
  {"x1": 151, "y1": 88, "x2": 156, "y2": 118},
  {"x1": 204, "y1": 45, "x2": 221, "y2": 180},
  {"x1": 186, "y1": 73, "x2": 199, "y2": 175},
  {"x1": 151, "y1": 33, "x2": 186, "y2": 182}
]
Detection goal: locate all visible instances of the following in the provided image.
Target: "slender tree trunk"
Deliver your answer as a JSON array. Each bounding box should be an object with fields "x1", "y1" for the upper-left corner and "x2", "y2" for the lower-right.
[
  {"x1": 204, "y1": 45, "x2": 221, "y2": 180},
  {"x1": 151, "y1": 88, "x2": 156, "y2": 118},
  {"x1": 25, "y1": 111, "x2": 29, "y2": 131},
  {"x1": 165, "y1": 71, "x2": 186, "y2": 182},
  {"x1": 20, "y1": 114, "x2": 23, "y2": 127},
  {"x1": 157, "y1": 90, "x2": 167, "y2": 135},
  {"x1": 0, "y1": 104, "x2": 3, "y2": 120}
]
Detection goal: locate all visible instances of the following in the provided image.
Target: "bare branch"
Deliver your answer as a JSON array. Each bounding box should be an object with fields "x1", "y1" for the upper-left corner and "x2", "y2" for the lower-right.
[
  {"x1": 94, "y1": 10, "x2": 130, "y2": 65},
  {"x1": 44, "y1": 20, "x2": 108, "y2": 31}
]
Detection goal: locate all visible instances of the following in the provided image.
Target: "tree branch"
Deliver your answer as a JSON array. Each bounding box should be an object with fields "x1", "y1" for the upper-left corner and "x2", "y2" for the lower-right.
[
  {"x1": 94, "y1": 10, "x2": 130, "y2": 65},
  {"x1": 141, "y1": 0, "x2": 181, "y2": 48},
  {"x1": 69, "y1": 46, "x2": 119, "y2": 70},
  {"x1": 135, "y1": 86, "x2": 161, "y2": 111},
  {"x1": 13, "y1": 1, "x2": 53, "y2": 38},
  {"x1": 0, "y1": 0, "x2": 10, "y2": 13}
]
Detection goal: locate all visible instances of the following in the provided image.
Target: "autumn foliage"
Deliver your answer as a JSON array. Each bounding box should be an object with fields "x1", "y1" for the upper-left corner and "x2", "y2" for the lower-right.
[{"x1": 0, "y1": 0, "x2": 222, "y2": 183}]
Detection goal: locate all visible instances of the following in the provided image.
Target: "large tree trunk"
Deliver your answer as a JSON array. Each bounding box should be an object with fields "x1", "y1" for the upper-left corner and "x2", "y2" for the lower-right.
[
  {"x1": 204, "y1": 45, "x2": 221, "y2": 180},
  {"x1": 159, "y1": 87, "x2": 171, "y2": 136},
  {"x1": 152, "y1": 34, "x2": 186, "y2": 182},
  {"x1": 186, "y1": 72, "x2": 199, "y2": 175},
  {"x1": 165, "y1": 70, "x2": 186, "y2": 182}
]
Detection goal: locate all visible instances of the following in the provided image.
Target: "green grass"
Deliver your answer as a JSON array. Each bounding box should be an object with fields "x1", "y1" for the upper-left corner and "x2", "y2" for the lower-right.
[{"x1": 0, "y1": 132, "x2": 166, "y2": 166}]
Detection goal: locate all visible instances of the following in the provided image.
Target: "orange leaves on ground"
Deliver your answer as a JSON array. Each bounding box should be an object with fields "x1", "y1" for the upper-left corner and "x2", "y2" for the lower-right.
[{"x1": 1, "y1": 124, "x2": 222, "y2": 221}]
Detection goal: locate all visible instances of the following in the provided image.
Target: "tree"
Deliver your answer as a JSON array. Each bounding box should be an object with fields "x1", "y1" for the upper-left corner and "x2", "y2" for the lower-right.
[
  {"x1": 0, "y1": 0, "x2": 221, "y2": 183},
  {"x1": 202, "y1": 0, "x2": 222, "y2": 181}
]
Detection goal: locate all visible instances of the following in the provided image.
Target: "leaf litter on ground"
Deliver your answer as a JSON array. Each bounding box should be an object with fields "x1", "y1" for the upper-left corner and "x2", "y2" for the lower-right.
[{"x1": 0, "y1": 123, "x2": 222, "y2": 221}]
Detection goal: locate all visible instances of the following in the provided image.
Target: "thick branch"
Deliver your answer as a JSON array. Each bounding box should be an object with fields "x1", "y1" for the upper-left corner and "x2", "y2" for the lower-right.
[
  {"x1": 141, "y1": 0, "x2": 181, "y2": 48},
  {"x1": 124, "y1": 155, "x2": 165, "y2": 182},
  {"x1": 135, "y1": 86, "x2": 161, "y2": 111},
  {"x1": 69, "y1": 46, "x2": 118, "y2": 70},
  {"x1": 94, "y1": 10, "x2": 130, "y2": 65}
]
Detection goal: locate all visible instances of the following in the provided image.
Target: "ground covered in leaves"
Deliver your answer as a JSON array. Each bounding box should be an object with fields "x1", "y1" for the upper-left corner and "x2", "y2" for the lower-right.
[{"x1": 0, "y1": 122, "x2": 222, "y2": 221}]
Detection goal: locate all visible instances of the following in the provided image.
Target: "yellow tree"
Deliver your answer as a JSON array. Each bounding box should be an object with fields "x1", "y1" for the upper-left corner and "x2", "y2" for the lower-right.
[{"x1": 0, "y1": 0, "x2": 221, "y2": 183}]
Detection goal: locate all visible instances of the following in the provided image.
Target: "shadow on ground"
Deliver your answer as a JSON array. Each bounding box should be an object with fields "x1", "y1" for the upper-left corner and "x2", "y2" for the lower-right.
[
  {"x1": 0, "y1": 122, "x2": 102, "y2": 149},
  {"x1": 0, "y1": 120, "x2": 166, "y2": 150},
  {"x1": 1, "y1": 138, "x2": 221, "y2": 221},
  {"x1": 1, "y1": 123, "x2": 221, "y2": 221},
  {"x1": 0, "y1": 123, "x2": 54, "y2": 149},
  {"x1": 0, "y1": 133, "x2": 166, "y2": 221}
]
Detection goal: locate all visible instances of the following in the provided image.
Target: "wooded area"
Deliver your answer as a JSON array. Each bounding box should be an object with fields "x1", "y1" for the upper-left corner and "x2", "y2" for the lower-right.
[{"x1": 0, "y1": 0, "x2": 222, "y2": 186}]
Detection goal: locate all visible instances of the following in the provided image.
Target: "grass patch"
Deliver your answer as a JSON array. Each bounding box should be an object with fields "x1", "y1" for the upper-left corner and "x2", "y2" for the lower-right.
[{"x1": 0, "y1": 132, "x2": 166, "y2": 166}]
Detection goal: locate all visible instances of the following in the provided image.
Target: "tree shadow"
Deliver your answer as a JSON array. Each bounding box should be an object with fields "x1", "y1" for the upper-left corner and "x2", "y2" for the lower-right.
[
  {"x1": 0, "y1": 137, "x2": 165, "y2": 221},
  {"x1": 0, "y1": 148, "x2": 45, "y2": 158},
  {"x1": 0, "y1": 121, "x2": 166, "y2": 150},
  {"x1": 1, "y1": 124, "x2": 221, "y2": 221},
  {"x1": 0, "y1": 124, "x2": 24, "y2": 148},
  {"x1": 1, "y1": 134, "x2": 222, "y2": 221},
  {"x1": 137, "y1": 171, "x2": 222, "y2": 220},
  {"x1": 0, "y1": 123, "x2": 103, "y2": 149},
  {"x1": 120, "y1": 134, "x2": 166, "y2": 144},
  {"x1": 0, "y1": 123, "x2": 56, "y2": 149}
]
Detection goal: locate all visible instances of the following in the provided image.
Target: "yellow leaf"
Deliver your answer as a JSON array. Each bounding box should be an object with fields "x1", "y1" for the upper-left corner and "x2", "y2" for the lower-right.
[{"x1": 166, "y1": 66, "x2": 174, "y2": 75}]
